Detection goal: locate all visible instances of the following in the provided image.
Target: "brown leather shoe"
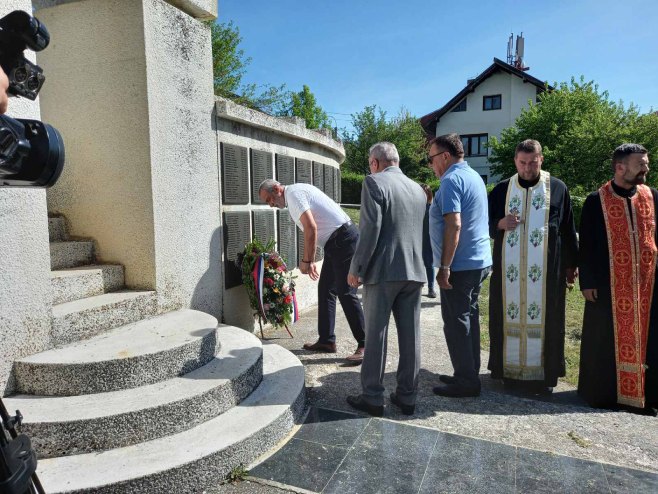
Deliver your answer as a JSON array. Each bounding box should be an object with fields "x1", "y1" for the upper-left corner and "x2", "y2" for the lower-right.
[
  {"x1": 303, "y1": 341, "x2": 337, "y2": 353},
  {"x1": 345, "y1": 347, "x2": 364, "y2": 363}
]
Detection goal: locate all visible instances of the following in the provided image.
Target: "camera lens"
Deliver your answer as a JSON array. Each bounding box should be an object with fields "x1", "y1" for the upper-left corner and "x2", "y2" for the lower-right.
[
  {"x1": 27, "y1": 76, "x2": 40, "y2": 91},
  {"x1": 14, "y1": 67, "x2": 28, "y2": 83}
]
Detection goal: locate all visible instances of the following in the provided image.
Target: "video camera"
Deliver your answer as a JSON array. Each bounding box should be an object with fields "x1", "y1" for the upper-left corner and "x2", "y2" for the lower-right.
[{"x1": 0, "y1": 10, "x2": 64, "y2": 188}]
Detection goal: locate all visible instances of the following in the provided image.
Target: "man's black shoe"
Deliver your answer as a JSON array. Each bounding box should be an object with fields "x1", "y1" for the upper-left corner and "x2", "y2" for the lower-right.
[
  {"x1": 432, "y1": 384, "x2": 480, "y2": 398},
  {"x1": 439, "y1": 374, "x2": 457, "y2": 385},
  {"x1": 346, "y1": 395, "x2": 384, "y2": 417},
  {"x1": 390, "y1": 393, "x2": 415, "y2": 415}
]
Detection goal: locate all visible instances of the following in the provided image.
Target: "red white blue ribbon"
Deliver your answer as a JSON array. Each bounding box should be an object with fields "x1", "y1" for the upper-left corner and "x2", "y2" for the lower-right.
[{"x1": 252, "y1": 255, "x2": 266, "y2": 319}]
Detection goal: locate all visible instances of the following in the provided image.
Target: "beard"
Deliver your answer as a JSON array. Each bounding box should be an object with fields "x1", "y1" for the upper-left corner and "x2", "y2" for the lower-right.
[{"x1": 630, "y1": 172, "x2": 647, "y2": 185}]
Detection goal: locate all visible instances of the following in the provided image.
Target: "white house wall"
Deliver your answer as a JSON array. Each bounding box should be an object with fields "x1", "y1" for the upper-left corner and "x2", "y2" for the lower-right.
[{"x1": 435, "y1": 72, "x2": 538, "y2": 181}]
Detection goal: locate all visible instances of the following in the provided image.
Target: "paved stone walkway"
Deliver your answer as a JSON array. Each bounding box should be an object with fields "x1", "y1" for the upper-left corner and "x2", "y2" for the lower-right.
[{"x1": 212, "y1": 289, "x2": 657, "y2": 493}]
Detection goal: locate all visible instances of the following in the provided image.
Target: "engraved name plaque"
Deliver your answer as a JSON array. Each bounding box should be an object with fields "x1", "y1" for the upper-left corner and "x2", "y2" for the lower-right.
[
  {"x1": 336, "y1": 168, "x2": 342, "y2": 203},
  {"x1": 223, "y1": 211, "x2": 251, "y2": 288},
  {"x1": 297, "y1": 227, "x2": 305, "y2": 266},
  {"x1": 278, "y1": 209, "x2": 297, "y2": 268},
  {"x1": 251, "y1": 149, "x2": 273, "y2": 204},
  {"x1": 323, "y1": 164, "x2": 335, "y2": 199},
  {"x1": 252, "y1": 210, "x2": 275, "y2": 245},
  {"x1": 221, "y1": 143, "x2": 249, "y2": 205},
  {"x1": 313, "y1": 161, "x2": 324, "y2": 190},
  {"x1": 316, "y1": 245, "x2": 324, "y2": 262},
  {"x1": 296, "y1": 158, "x2": 312, "y2": 184},
  {"x1": 276, "y1": 154, "x2": 295, "y2": 185}
]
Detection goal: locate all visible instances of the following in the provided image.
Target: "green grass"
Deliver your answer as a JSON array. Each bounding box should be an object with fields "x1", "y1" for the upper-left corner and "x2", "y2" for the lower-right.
[
  {"x1": 342, "y1": 206, "x2": 361, "y2": 225},
  {"x1": 342, "y1": 206, "x2": 585, "y2": 385}
]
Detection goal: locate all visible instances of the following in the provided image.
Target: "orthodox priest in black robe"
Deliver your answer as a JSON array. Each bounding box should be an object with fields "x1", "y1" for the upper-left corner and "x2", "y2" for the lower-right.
[
  {"x1": 578, "y1": 144, "x2": 658, "y2": 413},
  {"x1": 488, "y1": 140, "x2": 578, "y2": 391}
]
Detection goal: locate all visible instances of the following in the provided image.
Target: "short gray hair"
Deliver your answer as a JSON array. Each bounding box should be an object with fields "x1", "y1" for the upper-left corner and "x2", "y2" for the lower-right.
[
  {"x1": 369, "y1": 142, "x2": 399, "y2": 164},
  {"x1": 258, "y1": 178, "x2": 280, "y2": 194}
]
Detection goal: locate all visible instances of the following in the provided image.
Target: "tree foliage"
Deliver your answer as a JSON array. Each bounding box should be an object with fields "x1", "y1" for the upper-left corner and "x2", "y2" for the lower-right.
[
  {"x1": 209, "y1": 21, "x2": 288, "y2": 114},
  {"x1": 282, "y1": 85, "x2": 331, "y2": 130},
  {"x1": 341, "y1": 105, "x2": 431, "y2": 182},
  {"x1": 489, "y1": 77, "x2": 658, "y2": 193}
]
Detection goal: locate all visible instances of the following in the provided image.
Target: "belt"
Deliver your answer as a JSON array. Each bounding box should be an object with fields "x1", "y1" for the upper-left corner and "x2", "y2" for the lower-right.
[{"x1": 327, "y1": 220, "x2": 353, "y2": 242}]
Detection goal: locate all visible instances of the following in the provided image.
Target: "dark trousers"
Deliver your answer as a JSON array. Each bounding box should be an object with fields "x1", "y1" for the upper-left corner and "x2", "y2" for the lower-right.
[
  {"x1": 318, "y1": 223, "x2": 366, "y2": 347},
  {"x1": 440, "y1": 267, "x2": 490, "y2": 389},
  {"x1": 424, "y1": 263, "x2": 434, "y2": 292}
]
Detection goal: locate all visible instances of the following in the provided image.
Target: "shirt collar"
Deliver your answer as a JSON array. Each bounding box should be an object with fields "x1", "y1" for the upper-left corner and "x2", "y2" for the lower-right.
[{"x1": 444, "y1": 161, "x2": 468, "y2": 175}]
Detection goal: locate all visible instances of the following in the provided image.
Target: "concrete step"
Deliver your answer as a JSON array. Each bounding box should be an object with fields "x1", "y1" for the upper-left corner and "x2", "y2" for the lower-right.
[
  {"x1": 35, "y1": 344, "x2": 305, "y2": 494},
  {"x1": 15, "y1": 309, "x2": 214, "y2": 396},
  {"x1": 48, "y1": 216, "x2": 68, "y2": 242},
  {"x1": 6, "y1": 325, "x2": 263, "y2": 458},
  {"x1": 49, "y1": 290, "x2": 158, "y2": 347},
  {"x1": 50, "y1": 240, "x2": 94, "y2": 269},
  {"x1": 51, "y1": 265, "x2": 125, "y2": 304}
]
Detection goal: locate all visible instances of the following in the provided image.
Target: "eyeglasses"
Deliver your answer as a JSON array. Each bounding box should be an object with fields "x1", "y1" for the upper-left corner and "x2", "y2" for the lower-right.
[{"x1": 427, "y1": 150, "x2": 447, "y2": 164}]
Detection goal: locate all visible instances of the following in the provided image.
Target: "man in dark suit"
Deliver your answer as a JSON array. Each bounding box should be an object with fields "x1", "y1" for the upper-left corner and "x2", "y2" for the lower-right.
[{"x1": 346, "y1": 142, "x2": 427, "y2": 416}]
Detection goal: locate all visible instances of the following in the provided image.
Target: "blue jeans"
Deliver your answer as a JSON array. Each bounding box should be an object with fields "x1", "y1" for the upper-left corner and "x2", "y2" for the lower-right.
[
  {"x1": 439, "y1": 267, "x2": 491, "y2": 389},
  {"x1": 425, "y1": 264, "x2": 435, "y2": 292}
]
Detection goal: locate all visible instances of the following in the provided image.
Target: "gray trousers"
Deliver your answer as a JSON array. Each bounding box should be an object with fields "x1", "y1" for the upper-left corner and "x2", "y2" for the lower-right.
[{"x1": 360, "y1": 281, "x2": 423, "y2": 407}]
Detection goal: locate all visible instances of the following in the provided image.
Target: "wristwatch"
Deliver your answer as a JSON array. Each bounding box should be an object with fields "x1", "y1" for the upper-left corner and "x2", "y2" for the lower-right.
[{"x1": 439, "y1": 265, "x2": 451, "y2": 271}]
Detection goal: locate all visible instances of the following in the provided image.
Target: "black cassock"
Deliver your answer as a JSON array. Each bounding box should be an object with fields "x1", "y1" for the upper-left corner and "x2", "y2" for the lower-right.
[
  {"x1": 578, "y1": 183, "x2": 658, "y2": 410},
  {"x1": 488, "y1": 175, "x2": 578, "y2": 387}
]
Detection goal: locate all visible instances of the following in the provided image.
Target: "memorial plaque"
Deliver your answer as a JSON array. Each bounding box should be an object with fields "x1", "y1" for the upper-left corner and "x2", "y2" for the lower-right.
[
  {"x1": 251, "y1": 149, "x2": 273, "y2": 204},
  {"x1": 323, "y1": 164, "x2": 335, "y2": 199},
  {"x1": 221, "y1": 143, "x2": 249, "y2": 205},
  {"x1": 252, "y1": 210, "x2": 275, "y2": 245},
  {"x1": 336, "y1": 168, "x2": 342, "y2": 203},
  {"x1": 296, "y1": 158, "x2": 312, "y2": 184},
  {"x1": 223, "y1": 211, "x2": 251, "y2": 288},
  {"x1": 278, "y1": 209, "x2": 297, "y2": 268},
  {"x1": 316, "y1": 245, "x2": 324, "y2": 262},
  {"x1": 276, "y1": 154, "x2": 295, "y2": 185},
  {"x1": 297, "y1": 227, "x2": 305, "y2": 266},
  {"x1": 313, "y1": 161, "x2": 324, "y2": 190}
]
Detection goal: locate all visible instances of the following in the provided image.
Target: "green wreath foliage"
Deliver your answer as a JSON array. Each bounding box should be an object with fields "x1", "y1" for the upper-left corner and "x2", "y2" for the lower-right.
[{"x1": 239, "y1": 238, "x2": 297, "y2": 328}]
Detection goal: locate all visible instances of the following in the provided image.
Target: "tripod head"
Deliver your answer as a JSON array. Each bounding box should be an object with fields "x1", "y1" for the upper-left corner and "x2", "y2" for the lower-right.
[{"x1": 0, "y1": 397, "x2": 43, "y2": 494}]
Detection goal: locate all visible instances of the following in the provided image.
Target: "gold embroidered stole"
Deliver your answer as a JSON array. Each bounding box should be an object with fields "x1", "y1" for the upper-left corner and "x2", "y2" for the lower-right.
[
  {"x1": 599, "y1": 181, "x2": 656, "y2": 408},
  {"x1": 501, "y1": 171, "x2": 550, "y2": 380}
]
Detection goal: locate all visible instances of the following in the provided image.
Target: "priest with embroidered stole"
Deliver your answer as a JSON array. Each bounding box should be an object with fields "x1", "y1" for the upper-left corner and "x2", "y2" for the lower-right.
[
  {"x1": 487, "y1": 139, "x2": 578, "y2": 393},
  {"x1": 578, "y1": 143, "x2": 658, "y2": 414}
]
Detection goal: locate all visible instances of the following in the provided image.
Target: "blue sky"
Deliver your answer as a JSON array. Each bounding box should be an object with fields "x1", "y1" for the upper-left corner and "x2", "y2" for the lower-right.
[{"x1": 217, "y1": 0, "x2": 658, "y2": 130}]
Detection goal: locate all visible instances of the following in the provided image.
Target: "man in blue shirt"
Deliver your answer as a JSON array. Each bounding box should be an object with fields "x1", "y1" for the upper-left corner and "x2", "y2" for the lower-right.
[{"x1": 428, "y1": 133, "x2": 492, "y2": 397}]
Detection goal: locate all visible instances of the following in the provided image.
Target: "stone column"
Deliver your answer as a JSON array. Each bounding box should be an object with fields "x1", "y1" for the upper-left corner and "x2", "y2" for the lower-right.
[
  {"x1": 35, "y1": 0, "x2": 222, "y2": 317},
  {"x1": 0, "y1": 0, "x2": 53, "y2": 395}
]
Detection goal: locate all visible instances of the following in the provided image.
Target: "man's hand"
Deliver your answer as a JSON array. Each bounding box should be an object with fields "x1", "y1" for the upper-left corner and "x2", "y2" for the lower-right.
[
  {"x1": 436, "y1": 268, "x2": 452, "y2": 290},
  {"x1": 300, "y1": 261, "x2": 319, "y2": 280},
  {"x1": 498, "y1": 214, "x2": 523, "y2": 231},
  {"x1": 347, "y1": 273, "x2": 361, "y2": 289},
  {"x1": 566, "y1": 267, "x2": 578, "y2": 285},
  {"x1": 0, "y1": 67, "x2": 9, "y2": 114},
  {"x1": 582, "y1": 288, "x2": 597, "y2": 302}
]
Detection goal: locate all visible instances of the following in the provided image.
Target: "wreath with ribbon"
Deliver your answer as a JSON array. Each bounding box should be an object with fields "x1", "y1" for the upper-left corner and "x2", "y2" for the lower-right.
[{"x1": 238, "y1": 238, "x2": 299, "y2": 338}]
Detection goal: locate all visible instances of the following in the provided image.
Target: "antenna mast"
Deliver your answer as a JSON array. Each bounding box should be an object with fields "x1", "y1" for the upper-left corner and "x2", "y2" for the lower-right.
[{"x1": 507, "y1": 32, "x2": 529, "y2": 71}]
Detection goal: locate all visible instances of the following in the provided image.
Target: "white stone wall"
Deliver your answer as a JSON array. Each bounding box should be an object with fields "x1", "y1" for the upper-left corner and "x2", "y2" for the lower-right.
[
  {"x1": 0, "y1": 1, "x2": 53, "y2": 395},
  {"x1": 36, "y1": 0, "x2": 222, "y2": 317},
  {"x1": 142, "y1": 0, "x2": 221, "y2": 316},
  {"x1": 436, "y1": 71, "x2": 537, "y2": 181},
  {"x1": 216, "y1": 98, "x2": 345, "y2": 332}
]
